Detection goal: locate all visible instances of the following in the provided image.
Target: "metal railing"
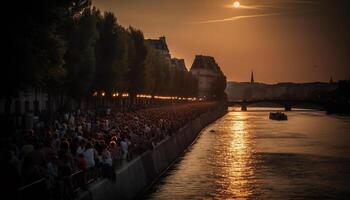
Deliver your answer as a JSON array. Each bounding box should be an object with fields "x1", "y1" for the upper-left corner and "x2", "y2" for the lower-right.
[
  {"x1": 16, "y1": 168, "x2": 100, "y2": 200},
  {"x1": 17, "y1": 178, "x2": 48, "y2": 200}
]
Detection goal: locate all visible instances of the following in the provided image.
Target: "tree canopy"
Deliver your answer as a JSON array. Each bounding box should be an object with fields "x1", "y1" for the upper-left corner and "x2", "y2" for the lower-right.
[{"x1": 4, "y1": 2, "x2": 199, "y2": 110}]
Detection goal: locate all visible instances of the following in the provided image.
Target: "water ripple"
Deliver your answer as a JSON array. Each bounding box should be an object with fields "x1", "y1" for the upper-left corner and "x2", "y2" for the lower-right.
[{"x1": 145, "y1": 110, "x2": 350, "y2": 199}]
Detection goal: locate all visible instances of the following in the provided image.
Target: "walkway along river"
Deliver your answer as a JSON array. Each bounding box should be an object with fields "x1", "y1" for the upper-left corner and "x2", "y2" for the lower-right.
[
  {"x1": 145, "y1": 108, "x2": 350, "y2": 199},
  {"x1": 76, "y1": 103, "x2": 227, "y2": 200}
]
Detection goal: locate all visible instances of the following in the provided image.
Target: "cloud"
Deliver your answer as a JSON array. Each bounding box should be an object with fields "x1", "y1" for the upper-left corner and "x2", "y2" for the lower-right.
[
  {"x1": 224, "y1": 0, "x2": 319, "y2": 10},
  {"x1": 278, "y1": 0, "x2": 319, "y2": 4},
  {"x1": 189, "y1": 13, "x2": 285, "y2": 24},
  {"x1": 192, "y1": 0, "x2": 321, "y2": 25},
  {"x1": 225, "y1": 4, "x2": 285, "y2": 10}
]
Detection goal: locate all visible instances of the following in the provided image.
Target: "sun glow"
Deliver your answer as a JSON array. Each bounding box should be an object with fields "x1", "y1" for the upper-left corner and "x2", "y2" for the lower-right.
[{"x1": 233, "y1": 1, "x2": 240, "y2": 8}]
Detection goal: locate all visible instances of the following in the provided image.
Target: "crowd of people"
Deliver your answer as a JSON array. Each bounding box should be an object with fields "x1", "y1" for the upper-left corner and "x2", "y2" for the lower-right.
[{"x1": 0, "y1": 101, "x2": 218, "y2": 199}]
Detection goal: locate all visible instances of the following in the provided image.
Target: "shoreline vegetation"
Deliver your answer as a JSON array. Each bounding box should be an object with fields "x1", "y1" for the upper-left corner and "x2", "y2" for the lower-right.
[{"x1": 2, "y1": 1, "x2": 209, "y2": 117}]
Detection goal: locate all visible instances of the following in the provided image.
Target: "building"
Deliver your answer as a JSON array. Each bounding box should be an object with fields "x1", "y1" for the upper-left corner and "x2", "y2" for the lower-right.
[
  {"x1": 171, "y1": 58, "x2": 187, "y2": 72},
  {"x1": 146, "y1": 36, "x2": 189, "y2": 72},
  {"x1": 0, "y1": 89, "x2": 48, "y2": 115},
  {"x1": 145, "y1": 36, "x2": 171, "y2": 61},
  {"x1": 225, "y1": 81, "x2": 338, "y2": 101},
  {"x1": 189, "y1": 55, "x2": 225, "y2": 98}
]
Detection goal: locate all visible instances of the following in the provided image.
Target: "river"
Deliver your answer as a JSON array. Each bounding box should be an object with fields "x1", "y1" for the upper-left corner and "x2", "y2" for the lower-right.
[{"x1": 144, "y1": 107, "x2": 350, "y2": 199}]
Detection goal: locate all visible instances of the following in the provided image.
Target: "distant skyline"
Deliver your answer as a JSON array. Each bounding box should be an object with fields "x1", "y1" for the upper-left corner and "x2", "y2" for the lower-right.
[{"x1": 93, "y1": 0, "x2": 350, "y2": 83}]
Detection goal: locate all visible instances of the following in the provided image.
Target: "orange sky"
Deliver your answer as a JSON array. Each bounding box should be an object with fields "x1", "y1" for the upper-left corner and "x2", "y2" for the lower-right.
[{"x1": 93, "y1": 0, "x2": 350, "y2": 83}]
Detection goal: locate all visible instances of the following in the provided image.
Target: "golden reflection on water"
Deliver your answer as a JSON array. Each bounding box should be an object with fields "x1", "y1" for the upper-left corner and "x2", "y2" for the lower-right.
[
  {"x1": 147, "y1": 110, "x2": 350, "y2": 199},
  {"x1": 226, "y1": 112, "x2": 254, "y2": 199}
]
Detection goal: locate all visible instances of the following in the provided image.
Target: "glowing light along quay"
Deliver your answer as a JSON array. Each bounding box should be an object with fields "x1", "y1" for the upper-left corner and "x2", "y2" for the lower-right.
[{"x1": 92, "y1": 91, "x2": 200, "y2": 101}]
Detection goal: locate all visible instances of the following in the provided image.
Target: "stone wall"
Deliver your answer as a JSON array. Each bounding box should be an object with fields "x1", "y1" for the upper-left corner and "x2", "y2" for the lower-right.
[{"x1": 78, "y1": 103, "x2": 227, "y2": 200}]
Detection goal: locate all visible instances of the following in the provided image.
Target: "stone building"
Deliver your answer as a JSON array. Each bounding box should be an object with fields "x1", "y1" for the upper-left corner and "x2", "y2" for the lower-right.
[
  {"x1": 146, "y1": 36, "x2": 188, "y2": 72},
  {"x1": 145, "y1": 36, "x2": 171, "y2": 61},
  {"x1": 189, "y1": 55, "x2": 225, "y2": 99},
  {"x1": 225, "y1": 81, "x2": 338, "y2": 101},
  {"x1": 171, "y1": 58, "x2": 187, "y2": 72}
]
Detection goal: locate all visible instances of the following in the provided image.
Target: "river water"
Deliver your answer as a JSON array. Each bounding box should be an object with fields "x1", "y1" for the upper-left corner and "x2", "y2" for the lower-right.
[{"x1": 144, "y1": 108, "x2": 350, "y2": 199}]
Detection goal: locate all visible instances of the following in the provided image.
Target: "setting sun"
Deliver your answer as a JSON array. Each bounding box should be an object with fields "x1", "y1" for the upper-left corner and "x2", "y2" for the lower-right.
[{"x1": 233, "y1": 1, "x2": 240, "y2": 8}]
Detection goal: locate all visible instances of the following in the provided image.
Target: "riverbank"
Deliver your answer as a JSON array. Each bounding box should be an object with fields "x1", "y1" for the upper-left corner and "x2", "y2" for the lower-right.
[{"x1": 77, "y1": 102, "x2": 227, "y2": 200}]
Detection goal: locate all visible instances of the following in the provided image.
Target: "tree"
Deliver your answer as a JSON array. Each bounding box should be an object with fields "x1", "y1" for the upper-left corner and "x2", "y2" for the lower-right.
[
  {"x1": 2, "y1": 0, "x2": 78, "y2": 117},
  {"x1": 94, "y1": 12, "x2": 128, "y2": 99},
  {"x1": 144, "y1": 44, "x2": 171, "y2": 96},
  {"x1": 127, "y1": 27, "x2": 147, "y2": 103},
  {"x1": 63, "y1": 8, "x2": 98, "y2": 109},
  {"x1": 184, "y1": 73, "x2": 198, "y2": 98},
  {"x1": 159, "y1": 62, "x2": 171, "y2": 96},
  {"x1": 212, "y1": 75, "x2": 227, "y2": 100}
]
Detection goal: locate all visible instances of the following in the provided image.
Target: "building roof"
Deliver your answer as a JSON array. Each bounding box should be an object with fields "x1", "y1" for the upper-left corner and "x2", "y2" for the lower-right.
[
  {"x1": 145, "y1": 36, "x2": 169, "y2": 52},
  {"x1": 171, "y1": 58, "x2": 187, "y2": 72},
  {"x1": 190, "y1": 55, "x2": 223, "y2": 75}
]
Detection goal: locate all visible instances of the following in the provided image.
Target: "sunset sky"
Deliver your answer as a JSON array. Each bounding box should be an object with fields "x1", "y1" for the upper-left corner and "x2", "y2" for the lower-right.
[{"x1": 93, "y1": 0, "x2": 350, "y2": 83}]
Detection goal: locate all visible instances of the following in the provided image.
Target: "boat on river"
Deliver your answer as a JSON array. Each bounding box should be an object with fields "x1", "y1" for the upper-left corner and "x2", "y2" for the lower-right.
[{"x1": 269, "y1": 112, "x2": 288, "y2": 120}]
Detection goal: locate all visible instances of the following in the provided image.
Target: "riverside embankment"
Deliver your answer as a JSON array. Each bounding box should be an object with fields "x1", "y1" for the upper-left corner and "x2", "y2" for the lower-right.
[{"x1": 78, "y1": 102, "x2": 227, "y2": 200}]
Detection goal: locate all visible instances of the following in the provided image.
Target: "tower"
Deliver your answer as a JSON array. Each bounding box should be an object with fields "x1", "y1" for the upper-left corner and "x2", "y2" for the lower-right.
[{"x1": 251, "y1": 71, "x2": 254, "y2": 83}]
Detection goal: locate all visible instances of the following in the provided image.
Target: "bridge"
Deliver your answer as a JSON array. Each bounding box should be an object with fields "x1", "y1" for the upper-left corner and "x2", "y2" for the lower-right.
[{"x1": 228, "y1": 99, "x2": 328, "y2": 111}]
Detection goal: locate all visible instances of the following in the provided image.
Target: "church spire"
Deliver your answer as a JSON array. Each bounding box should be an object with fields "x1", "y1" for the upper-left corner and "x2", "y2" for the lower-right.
[{"x1": 251, "y1": 71, "x2": 254, "y2": 83}]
